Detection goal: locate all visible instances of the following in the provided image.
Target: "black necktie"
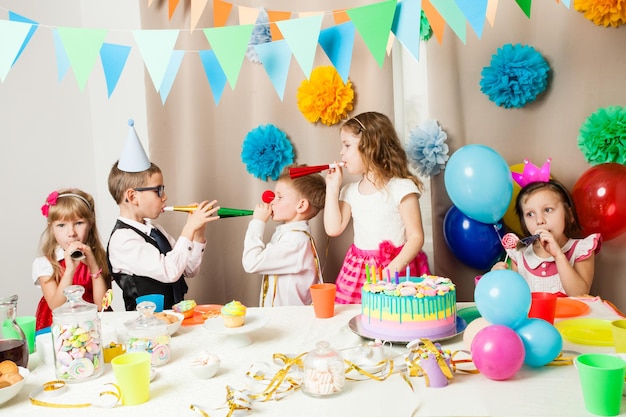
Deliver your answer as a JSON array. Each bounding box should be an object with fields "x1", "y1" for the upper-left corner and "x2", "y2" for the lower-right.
[{"x1": 149, "y1": 227, "x2": 187, "y2": 303}]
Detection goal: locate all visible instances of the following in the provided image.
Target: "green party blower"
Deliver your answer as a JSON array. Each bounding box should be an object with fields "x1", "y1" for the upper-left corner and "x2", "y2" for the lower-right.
[{"x1": 163, "y1": 205, "x2": 253, "y2": 218}]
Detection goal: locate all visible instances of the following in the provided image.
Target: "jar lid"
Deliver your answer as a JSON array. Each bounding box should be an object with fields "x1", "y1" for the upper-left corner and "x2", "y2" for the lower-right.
[
  {"x1": 53, "y1": 285, "x2": 96, "y2": 316},
  {"x1": 124, "y1": 301, "x2": 167, "y2": 334}
]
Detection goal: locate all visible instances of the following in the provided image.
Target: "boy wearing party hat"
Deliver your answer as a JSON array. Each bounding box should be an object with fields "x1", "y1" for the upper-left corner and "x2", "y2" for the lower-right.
[{"x1": 107, "y1": 120, "x2": 219, "y2": 311}]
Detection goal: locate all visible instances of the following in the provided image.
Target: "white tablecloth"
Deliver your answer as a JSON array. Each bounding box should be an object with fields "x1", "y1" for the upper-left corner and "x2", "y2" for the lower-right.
[{"x1": 3, "y1": 299, "x2": 625, "y2": 416}]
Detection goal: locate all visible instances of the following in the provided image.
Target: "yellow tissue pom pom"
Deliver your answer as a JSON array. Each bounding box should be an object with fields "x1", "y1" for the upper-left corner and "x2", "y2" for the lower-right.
[
  {"x1": 296, "y1": 66, "x2": 354, "y2": 126},
  {"x1": 574, "y1": 0, "x2": 626, "y2": 27}
]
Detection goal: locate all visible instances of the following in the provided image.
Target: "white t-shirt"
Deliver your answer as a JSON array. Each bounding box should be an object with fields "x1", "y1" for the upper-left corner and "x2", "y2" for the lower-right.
[{"x1": 339, "y1": 177, "x2": 420, "y2": 250}]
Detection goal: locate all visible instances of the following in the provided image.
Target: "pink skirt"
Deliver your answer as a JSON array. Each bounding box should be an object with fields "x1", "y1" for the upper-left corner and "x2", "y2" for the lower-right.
[{"x1": 334, "y1": 241, "x2": 430, "y2": 304}]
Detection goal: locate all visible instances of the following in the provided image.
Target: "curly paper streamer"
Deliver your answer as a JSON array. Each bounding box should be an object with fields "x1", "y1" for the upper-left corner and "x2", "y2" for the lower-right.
[
  {"x1": 578, "y1": 106, "x2": 626, "y2": 165},
  {"x1": 406, "y1": 119, "x2": 449, "y2": 177},
  {"x1": 296, "y1": 66, "x2": 354, "y2": 126},
  {"x1": 480, "y1": 44, "x2": 550, "y2": 109},
  {"x1": 574, "y1": 0, "x2": 626, "y2": 27},
  {"x1": 241, "y1": 124, "x2": 294, "y2": 181}
]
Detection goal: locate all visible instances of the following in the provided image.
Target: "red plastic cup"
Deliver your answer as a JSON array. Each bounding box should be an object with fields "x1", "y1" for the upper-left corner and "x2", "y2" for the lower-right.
[{"x1": 528, "y1": 292, "x2": 558, "y2": 324}]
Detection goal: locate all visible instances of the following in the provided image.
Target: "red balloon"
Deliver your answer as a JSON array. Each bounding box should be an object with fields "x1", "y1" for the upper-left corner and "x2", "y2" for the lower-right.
[{"x1": 572, "y1": 163, "x2": 626, "y2": 241}]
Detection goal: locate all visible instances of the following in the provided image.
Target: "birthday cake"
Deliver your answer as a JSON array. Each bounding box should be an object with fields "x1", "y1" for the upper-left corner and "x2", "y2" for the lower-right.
[{"x1": 360, "y1": 275, "x2": 457, "y2": 341}]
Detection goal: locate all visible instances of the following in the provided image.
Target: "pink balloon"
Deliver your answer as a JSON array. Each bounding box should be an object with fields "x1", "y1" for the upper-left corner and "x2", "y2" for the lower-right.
[{"x1": 471, "y1": 325, "x2": 525, "y2": 381}]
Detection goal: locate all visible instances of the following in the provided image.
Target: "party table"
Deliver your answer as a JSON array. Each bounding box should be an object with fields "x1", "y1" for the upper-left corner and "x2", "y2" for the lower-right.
[{"x1": 2, "y1": 299, "x2": 625, "y2": 417}]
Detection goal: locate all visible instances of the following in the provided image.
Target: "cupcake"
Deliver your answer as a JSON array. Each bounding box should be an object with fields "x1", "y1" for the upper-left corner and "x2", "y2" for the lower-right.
[
  {"x1": 173, "y1": 299, "x2": 197, "y2": 319},
  {"x1": 221, "y1": 300, "x2": 247, "y2": 328}
]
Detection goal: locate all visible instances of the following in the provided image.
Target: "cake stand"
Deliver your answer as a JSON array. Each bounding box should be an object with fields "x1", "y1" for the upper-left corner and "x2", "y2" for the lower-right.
[
  {"x1": 348, "y1": 315, "x2": 467, "y2": 345},
  {"x1": 202, "y1": 310, "x2": 269, "y2": 348}
]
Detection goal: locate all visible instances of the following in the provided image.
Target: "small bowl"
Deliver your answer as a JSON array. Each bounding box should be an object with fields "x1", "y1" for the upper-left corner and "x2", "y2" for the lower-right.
[
  {"x1": 189, "y1": 353, "x2": 220, "y2": 379},
  {"x1": 0, "y1": 367, "x2": 29, "y2": 406},
  {"x1": 165, "y1": 311, "x2": 184, "y2": 335}
]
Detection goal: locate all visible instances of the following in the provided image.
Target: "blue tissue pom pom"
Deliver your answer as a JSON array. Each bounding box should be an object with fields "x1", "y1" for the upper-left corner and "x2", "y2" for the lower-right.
[
  {"x1": 480, "y1": 44, "x2": 550, "y2": 109},
  {"x1": 241, "y1": 124, "x2": 294, "y2": 181},
  {"x1": 406, "y1": 119, "x2": 449, "y2": 177}
]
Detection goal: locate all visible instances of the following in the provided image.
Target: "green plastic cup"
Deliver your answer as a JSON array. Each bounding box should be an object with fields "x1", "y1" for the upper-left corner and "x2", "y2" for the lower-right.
[
  {"x1": 3, "y1": 316, "x2": 36, "y2": 354},
  {"x1": 575, "y1": 353, "x2": 625, "y2": 416}
]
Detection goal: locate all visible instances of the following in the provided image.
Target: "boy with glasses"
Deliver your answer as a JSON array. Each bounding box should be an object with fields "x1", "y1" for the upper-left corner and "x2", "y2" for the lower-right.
[{"x1": 107, "y1": 120, "x2": 219, "y2": 310}]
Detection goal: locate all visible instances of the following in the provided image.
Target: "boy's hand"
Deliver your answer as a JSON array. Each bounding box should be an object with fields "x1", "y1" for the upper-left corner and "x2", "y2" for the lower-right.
[
  {"x1": 182, "y1": 200, "x2": 219, "y2": 241},
  {"x1": 253, "y1": 203, "x2": 272, "y2": 223}
]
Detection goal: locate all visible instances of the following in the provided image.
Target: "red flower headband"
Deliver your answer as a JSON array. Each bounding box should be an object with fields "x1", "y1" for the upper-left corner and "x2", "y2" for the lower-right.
[{"x1": 41, "y1": 191, "x2": 92, "y2": 217}]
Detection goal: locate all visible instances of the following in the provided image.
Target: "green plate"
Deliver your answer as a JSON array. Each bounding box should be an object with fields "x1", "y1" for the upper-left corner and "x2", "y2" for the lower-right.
[{"x1": 457, "y1": 306, "x2": 481, "y2": 324}]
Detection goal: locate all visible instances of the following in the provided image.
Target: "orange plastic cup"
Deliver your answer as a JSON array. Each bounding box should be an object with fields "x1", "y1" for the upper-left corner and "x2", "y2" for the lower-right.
[
  {"x1": 310, "y1": 284, "x2": 336, "y2": 318},
  {"x1": 528, "y1": 292, "x2": 558, "y2": 324}
]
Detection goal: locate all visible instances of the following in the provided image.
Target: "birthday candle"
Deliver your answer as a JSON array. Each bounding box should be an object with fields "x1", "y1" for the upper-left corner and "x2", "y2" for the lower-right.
[
  {"x1": 371, "y1": 264, "x2": 376, "y2": 284},
  {"x1": 395, "y1": 271, "x2": 399, "y2": 285},
  {"x1": 386, "y1": 269, "x2": 391, "y2": 283},
  {"x1": 365, "y1": 264, "x2": 371, "y2": 284},
  {"x1": 378, "y1": 266, "x2": 382, "y2": 284},
  {"x1": 406, "y1": 266, "x2": 410, "y2": 282}
]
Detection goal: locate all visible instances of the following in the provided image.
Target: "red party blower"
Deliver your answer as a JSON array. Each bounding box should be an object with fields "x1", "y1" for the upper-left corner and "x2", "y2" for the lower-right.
[{"x1": 288, "y1": 162, "x2": 345, "y2": 179}]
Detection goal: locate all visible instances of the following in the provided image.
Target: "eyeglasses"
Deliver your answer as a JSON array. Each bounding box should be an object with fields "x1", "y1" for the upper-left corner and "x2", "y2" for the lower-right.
[{"x1": 134, "y1": 185, "x2": 165, "y2": 198}]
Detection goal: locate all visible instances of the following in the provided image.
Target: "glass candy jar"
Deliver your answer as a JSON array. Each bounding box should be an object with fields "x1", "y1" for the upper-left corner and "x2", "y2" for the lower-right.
[
  {"x1": 302, "y1": 340, "x2": 346, "y2": 397},
  {"x1": 124, "y1": 301, "x2": 171, "y2": 366},
  {"x1": 0, "y1": 294, "x2": 29, "y2": 368},
  {"x1": 51, "y1": 285, "x2": 103, "y2": 382}
]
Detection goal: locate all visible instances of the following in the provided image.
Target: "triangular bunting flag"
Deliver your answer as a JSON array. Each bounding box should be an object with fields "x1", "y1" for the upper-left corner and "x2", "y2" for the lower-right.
[
  {"x1": 391, "y1": 0, "x2": 422, "y2": 62},
  {"x1": 318, "y1": 22, "x2": 354, "y2": 84},
  {"x1": 346, "y1": 0, "x2": 396, "y2": 68},
  {"x1": 267, "y1": 11, "x2": 291, "y2": 41},
  {"x1": 422, "y1": 0, "x2": 446, "y2": 44},
  {"x1": 515, "y1": 0, "x2": 532, "y2": 18},
  {"x1": 133, "y1": 29, "x2": 179, "y2": 92},
  {"x1": 560, "y1": 0, "x2": 571, "y2": 8},
  {"x1": 238, "y1": 5, "x2": 259, "y2": 25},
  {"x1": 8, "y1": 12, "x2": 38, "y2": 67},
  {"x1": 57, "y1": 27, "x2": 107, "y2": 90},
  {"x1": 169, "y1": 0, "x2": 181, "y2": 20},
  {"x1": 198, "y1": 49, "x2": 228, "y2": 105},
  {"x1": 100, "y1": 43, "x2": 131, "y2": 98},
  {"x1": 214, "y1": 0, "x2": 234, "y2": 27},
  {"x1": 203, "y1": 24, "x2": 254, "y2": 89},
  {"x1": 486, "y1": 0, "x2": 499, "y2": 26},
  {"x1": 276, "y1": 14, "x2": 323, "y2": 79},
  {"x1": 455, "y1": 0, "x2": 488, "y2": 39},
  {"x1": 191, "y1": 0, "x2": 210, "y2": 30},
  {"x1": 53, "y1": 29, "x2": 71, "y2": 82},
  {"x1": 0, "y1": 20, "x2": 32, "y2": 82},
  {"x1": 430, "y1": 0, "x2": 467, "y2": 44},
  {"x1": 254, "y1": 39, "x2": 292, "y2": 100},
  {"x1": 159, "y1": 50, "x2": 185, "y2": 104},
  {"x1": 332, "y1": 9, "x2": 350, "y2": 24}
]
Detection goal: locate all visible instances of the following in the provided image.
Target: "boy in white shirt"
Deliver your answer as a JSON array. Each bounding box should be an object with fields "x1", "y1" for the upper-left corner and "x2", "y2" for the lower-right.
[{"x1": 242, "y1": 169, "x2": 326, "y2": 306}]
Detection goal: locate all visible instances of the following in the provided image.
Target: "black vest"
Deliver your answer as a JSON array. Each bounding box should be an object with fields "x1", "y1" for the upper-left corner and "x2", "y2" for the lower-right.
[{"x1": 107, "y1": 220, "x2": 187, "y2": 311}]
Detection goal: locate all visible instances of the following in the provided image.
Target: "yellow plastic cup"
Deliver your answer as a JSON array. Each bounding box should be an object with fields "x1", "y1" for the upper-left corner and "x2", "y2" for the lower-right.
[{"x1": 111, "y1": 352, "x2": 151, "y2": 406}]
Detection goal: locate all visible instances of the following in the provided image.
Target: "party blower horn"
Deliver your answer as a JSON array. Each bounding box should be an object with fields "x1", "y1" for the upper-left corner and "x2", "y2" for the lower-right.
[
  {"x1": 288, "y1": 162, "x2": 345, "y2": 179},
  {"x1": 163, "y1": 206, "x2": 253, "y2": 218}
]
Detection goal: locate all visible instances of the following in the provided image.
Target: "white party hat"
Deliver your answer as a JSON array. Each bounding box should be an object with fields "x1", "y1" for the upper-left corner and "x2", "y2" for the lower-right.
[{"x1": 118, "y1": 119, "x2": 151, "y2": 172}]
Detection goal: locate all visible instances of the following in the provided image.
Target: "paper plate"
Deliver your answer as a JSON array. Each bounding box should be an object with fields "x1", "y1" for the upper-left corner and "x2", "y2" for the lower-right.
[
  {"x1": 555, "y1": 318, "x2": 613, "y2": 346},
  {"x1": 554, "y1": 298, "x2": 590, "y2": 318},
  {"x1": 182, "y1": 304, "x2": 223, "y2": 326}
]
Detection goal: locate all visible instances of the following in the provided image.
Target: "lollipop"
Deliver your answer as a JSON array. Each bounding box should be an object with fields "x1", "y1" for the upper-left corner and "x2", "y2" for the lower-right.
[
  {"x1": 501, "y1": 233, "x2": 519, "y2": 249},
  {"x1": 262, "y1": 190, "x2": 275, "y2": 203}
]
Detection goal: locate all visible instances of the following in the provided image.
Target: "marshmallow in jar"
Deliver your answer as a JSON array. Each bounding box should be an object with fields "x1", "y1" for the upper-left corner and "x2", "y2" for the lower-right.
[
  {"x1": 124, "y1": 301, "x2": 171, "y2": 366},
  {"x1": 302, "y1": 340, "x2": 346, "y2": 397},
  {"x1": 51, "y1": 285, "x2": 103, "y2": 382}
]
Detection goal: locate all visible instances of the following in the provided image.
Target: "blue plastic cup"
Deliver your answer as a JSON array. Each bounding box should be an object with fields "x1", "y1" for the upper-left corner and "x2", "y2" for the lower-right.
[{"x1": 136, "y1": 294, "x2": 164, "y2": 312}]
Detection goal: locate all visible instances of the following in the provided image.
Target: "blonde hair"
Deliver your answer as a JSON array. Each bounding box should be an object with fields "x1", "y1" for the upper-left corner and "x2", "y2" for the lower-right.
[
  {"x1": 39, "y1": 188, "x2": 110, "y2": 287},
  {"x1": 342, "y1": 112, "x2": 424, "y2": 192},
  {"x1": 278, "y1": 167, "x2": 326, "y2": 219},
  {"x1": 107, "y1": 161, "x2": 162, "y2": 204}
]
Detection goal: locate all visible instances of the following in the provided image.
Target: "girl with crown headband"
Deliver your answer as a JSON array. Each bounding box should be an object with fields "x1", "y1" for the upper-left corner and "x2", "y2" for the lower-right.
[
  {"x1": 325, "y1": 112, "x2": 431, "y2": 304},
  {"x1": 32, "y1": 189, "x2": 111, "y2": 330},
  {"x1": 492, "y1": 158, "x2": 601, "y2": 297}
]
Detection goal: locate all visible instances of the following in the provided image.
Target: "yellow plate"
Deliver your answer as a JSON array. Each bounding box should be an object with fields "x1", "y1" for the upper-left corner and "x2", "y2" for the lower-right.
[{"x1": 555, "y1": 318, "x2": 614, "y2": 346}]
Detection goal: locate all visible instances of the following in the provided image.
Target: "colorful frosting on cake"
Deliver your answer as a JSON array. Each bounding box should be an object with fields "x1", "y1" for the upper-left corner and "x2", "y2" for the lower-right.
[{"x1": 360, "y1": 275, "x2": 457, "y2": 340}]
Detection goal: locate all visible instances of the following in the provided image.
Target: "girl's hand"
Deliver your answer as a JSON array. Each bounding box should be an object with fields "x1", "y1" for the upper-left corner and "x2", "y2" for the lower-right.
[
  {"x1": 536, "y1": 228, "x2": 561, "y2": 258},
  {"x1": 253, "y1": 203, "x2": 271, "y2": 222},
  {"x1": 325, "y1": 161, "x2": 343, "y2": 192},
  {"x1": 491, "y1": 261, "x2": 508, "y2": 271}
]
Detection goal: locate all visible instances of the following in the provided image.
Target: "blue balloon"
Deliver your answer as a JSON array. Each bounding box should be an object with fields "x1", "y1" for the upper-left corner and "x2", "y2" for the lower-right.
[
  {"x1": 474, "y1": 270, "x2": 531, "y2": 329},
  {"x1": 444, "y1": 145, "x2": 513, "y2": 224},
  {"x1": 443, "y1": 205, "x2": 504, "y2": 269},
  {"x1": 515, "y1": 318, "x2": 563, "y2": 367}
]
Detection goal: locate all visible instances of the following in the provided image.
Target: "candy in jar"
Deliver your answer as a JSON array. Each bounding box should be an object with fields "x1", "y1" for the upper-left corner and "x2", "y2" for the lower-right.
[
  {"x1": 302, "y1": 340, "x2": 346, "y2": 397},
  {"x1": 124, "y1": 301, "x2": 171, "y2": 366},
  {"x1": 51, "y1": 285, "x2": 103, "y2": 382}
]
